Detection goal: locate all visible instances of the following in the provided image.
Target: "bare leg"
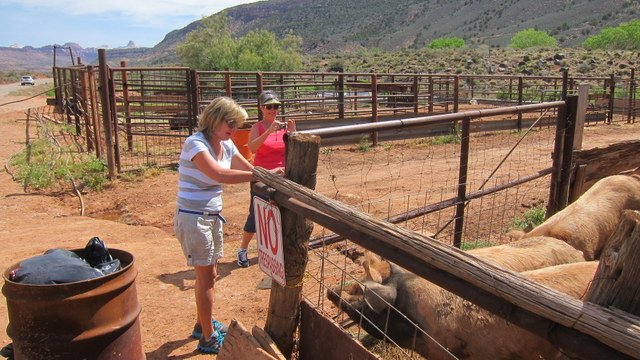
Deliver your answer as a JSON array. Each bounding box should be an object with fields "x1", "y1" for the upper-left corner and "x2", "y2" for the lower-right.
[
  {"x1": 239, "y1": 231, "x2": 254, "y2": 250},
  {"x1": 194, "y1": 264, "x2": 217, "y2": 339}
]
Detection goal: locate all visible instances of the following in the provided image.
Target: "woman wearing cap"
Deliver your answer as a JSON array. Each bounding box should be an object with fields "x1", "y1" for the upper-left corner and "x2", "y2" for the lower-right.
[
  {"x1": 237, "y1": 90, "x2": 296, "y2": 268},
  {"x1": 174, "y1": 97, "x2": 283, "y2": 354}
]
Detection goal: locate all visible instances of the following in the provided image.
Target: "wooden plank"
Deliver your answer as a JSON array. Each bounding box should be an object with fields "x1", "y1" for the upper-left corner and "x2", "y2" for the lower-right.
[
  {"x1": 251, "y1": 326, "x2": 286, "y2": 360},
  {"x1": 586, "y1": 210, "x2": 640, "y2": 316},
  {"x1": 253, "y1": 166, "x2": 640, "y2": 359},
  {"x1": 573, "y1": 140, "x2": 640, "y2": 189},
  {"x1": 298, "y1": 300, "x2": 381, "y2": 360},
  {"x1": 217, "y1": 320, "x2": 277, "y2": 360},
  {"x1": 574, "y1": 84, "x2": 588, "y2": 150}
]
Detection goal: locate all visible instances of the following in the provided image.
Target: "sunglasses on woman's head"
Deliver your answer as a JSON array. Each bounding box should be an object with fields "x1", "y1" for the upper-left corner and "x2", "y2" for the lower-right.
[{"x1": 264, "y1": 104, "x2": 280, "y2": 110}]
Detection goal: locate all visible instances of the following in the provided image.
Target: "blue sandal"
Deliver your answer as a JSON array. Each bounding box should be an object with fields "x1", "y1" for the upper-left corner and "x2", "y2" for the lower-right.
[
  {"x1": 191, "y1": 319, "x2": 228, "y2": 339},
  {"x1": 197, "y1": 332, "x2": 223, "y2": 354}
]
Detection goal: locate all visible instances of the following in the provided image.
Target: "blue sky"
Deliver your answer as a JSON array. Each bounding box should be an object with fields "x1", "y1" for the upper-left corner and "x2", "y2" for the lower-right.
[{"x1": 0, "y1": 0, "x2": 260, "y2": 49}]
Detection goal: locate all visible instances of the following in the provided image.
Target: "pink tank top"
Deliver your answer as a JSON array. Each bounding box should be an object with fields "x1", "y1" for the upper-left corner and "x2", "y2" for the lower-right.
[{"x1": 254, "y1": 122, "x2": 286, "y2": 169}]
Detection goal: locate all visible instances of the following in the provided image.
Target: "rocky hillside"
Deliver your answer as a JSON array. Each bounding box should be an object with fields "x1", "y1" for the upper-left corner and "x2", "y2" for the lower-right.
[
  {"x1": 305, "y1": 47, "x2": 640, "y2": 78},
  {"x1": 2, "y1": 0, "x2": 638, "y2": 76},
  {"x1": 220, "y1": 0, "x2": 638, "y2": 52},
  {"x1": 118, "y1": 0, "x2": 640, "y2": 69}
]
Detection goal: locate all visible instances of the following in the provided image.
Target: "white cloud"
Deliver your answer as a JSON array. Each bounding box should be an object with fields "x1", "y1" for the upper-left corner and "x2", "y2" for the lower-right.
[{"x1": 0, "y1": 0, "x2": 258, "y2": 26}]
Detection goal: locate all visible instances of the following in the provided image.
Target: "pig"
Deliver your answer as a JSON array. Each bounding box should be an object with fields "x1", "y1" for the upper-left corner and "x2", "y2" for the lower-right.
[
  {"x1": 523, "y1": 174, "x2": 640, "y2": 260},
  {"x1": 328, "y1": 252, "x2": 598, "y2": 360}
]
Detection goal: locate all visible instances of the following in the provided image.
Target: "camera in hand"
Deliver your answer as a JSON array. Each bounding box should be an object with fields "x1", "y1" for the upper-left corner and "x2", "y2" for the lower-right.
[{"x1": 278, "y1": 122, "x2": 286, "y2": 130}]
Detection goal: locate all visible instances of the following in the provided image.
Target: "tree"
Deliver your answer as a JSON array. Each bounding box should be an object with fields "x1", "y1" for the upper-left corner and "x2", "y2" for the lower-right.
[
  {"x1": 509, "y1": 29, "x2": 557, "y2": 49},
  {"x1": 583, "y1": 19, "x2": 640, "y2": 50},
  {"x1": 177, "y1": 13, "x2": 303, "y2": 71},
  {"x1": 428, "y1": 37, "x2": 465, "y2": 49}
]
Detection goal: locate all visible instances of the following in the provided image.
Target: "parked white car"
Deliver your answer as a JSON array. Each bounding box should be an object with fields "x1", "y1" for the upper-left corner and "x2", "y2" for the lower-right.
[{"x1": 20, "y1": 76, "x2": 35, "y2": 86}]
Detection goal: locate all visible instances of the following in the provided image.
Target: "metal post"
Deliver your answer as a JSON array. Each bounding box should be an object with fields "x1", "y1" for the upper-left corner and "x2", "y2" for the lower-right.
[
  {"x1": 453, "y1": 117, "x2": 470, "y2": 248},
  {"x1": 371, "y1": 74, "x2": 378, "y2": 146},
  {"x1": 517, "y1": 76, "x2": 523, "y2": 131}
]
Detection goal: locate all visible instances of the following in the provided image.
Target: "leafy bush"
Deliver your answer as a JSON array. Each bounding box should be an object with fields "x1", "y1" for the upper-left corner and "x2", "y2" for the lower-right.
[
  {"x1": 583, "y1": 19, "x2": 640, "y2": 50},
  {"x1": 178, "y1": 13, "x2": 303, "y2": 71},
  {"x1": 509, "y1": 29, "x2": 558, "y2": 49},
  {"x1": 428, "y1": 37, "x2": 465, "y2": 49}
]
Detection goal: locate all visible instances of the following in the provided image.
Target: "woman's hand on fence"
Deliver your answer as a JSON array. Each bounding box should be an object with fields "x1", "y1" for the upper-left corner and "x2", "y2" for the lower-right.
[{"x1": 271, "y1": 167, "x2": 285, "y2": 176}]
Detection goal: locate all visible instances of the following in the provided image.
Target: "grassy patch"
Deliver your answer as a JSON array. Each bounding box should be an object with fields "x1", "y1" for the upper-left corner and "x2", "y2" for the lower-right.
[
  {"x1": 510, "y1": 206, "x2": 546, "y2": 231},
  {"x1": 461, "y1": 241, "x2": 494, "y2": 251},
  {"x1": 8, "y1": 122, "x2": 110, "y2": 192},
  {"x1": 356, "y1": 137, "x2": 372, "y2": 152}
]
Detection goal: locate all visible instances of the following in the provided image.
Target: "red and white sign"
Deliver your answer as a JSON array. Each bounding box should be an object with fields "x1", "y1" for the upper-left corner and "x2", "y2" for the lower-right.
[{"x1": 254, "y1": 196, "x2": 286, "y2": 286}]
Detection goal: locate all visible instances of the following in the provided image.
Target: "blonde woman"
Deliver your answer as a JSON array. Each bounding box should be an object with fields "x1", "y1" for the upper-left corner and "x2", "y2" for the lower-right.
[{"x1": 174, "y1": 97, "x2": 282, "y2": 354}]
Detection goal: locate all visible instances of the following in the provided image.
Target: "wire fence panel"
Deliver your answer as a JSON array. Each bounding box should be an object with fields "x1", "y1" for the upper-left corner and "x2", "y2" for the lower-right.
[{"x1": 50, "y1": 66, "x2": 639, "y2": 174}]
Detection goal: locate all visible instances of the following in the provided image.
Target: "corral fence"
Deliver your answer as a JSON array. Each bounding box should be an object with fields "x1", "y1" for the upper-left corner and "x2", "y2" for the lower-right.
[
  {"x1": 50, "y1": 49, "x2": 638, "y2": 176},
  {"x1": 246, "y1": 94, "x2": 640, "y2": 359}
]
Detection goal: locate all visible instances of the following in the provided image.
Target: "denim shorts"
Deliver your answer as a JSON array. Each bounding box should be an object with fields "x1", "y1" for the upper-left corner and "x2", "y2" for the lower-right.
[{"x1": 174, "y1": 210, "x2": 224, "y2": 266}]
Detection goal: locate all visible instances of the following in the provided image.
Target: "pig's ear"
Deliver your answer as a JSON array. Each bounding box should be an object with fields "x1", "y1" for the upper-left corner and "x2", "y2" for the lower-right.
[
  {"x1": 363, "y1": 282, "x2": 397, "y2": 313},
  {"x1": 363, "y1": 252, "x2": 392, "y2": 283}
]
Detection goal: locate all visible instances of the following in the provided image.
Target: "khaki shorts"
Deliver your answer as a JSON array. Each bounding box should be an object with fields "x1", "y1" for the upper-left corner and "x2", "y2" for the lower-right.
[{"x1": 174, "y1": 210, "x2": 224, "y2": 266}]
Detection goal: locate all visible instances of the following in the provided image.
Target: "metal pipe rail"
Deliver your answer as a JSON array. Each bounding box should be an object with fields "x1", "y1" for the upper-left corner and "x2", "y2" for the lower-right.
[{"x1": 301, "y1": 101, "x2": 565, "y2": 138}]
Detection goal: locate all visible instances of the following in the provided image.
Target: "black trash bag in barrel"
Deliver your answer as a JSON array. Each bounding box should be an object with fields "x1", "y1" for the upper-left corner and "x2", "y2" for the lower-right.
[
  {"x1": 79, "y1": 236, "x2": 121, "y2": 275},
  {"x1": 10, "y1": 249, "x2": 103, "y2": 284}
]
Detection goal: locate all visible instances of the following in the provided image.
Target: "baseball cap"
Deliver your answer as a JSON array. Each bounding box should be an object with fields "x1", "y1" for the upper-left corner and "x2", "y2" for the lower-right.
[{"x1": 259, "y1": 91, "x2": 281, "y2": 106}]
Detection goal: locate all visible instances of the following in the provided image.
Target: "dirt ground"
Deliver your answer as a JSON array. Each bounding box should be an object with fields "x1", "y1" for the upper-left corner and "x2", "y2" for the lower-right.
[{"x1": 1, "y1": 90, "x2": 639, "y2": 359}]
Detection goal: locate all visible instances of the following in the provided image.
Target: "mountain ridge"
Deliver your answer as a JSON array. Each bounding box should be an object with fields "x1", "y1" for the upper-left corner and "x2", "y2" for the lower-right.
[{"x1": 1, "y1": 0, "x2": 638, "y2": 72}]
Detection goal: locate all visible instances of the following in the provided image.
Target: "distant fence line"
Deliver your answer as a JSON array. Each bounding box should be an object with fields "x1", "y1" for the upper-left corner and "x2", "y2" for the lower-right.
[{"x1": 50, "y1": 49, "x2": 638, "y2": 176}]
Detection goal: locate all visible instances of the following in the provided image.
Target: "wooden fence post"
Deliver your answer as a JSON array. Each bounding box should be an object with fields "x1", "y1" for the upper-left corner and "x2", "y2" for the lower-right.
[
  {"x1": 428, "y1": 75, "x2": 434, "y2": 113},
  {"x1": 97, "y1": 49, "x2": 116, "y2": 179},
  {"x1": 263, "y1": 132, "x2": 320, "y2": 358},
  {"x1": 79, "y1": 67, "x2": 93, "y2": 152},
  {"x1": 87, "y1": 66, "x2": 103, "y2": 159},
  {"x1": 337, "y1": 72, "x2": 345, "y2": 119},
  {"x1": 585, "y1": 210, "x2": 640, "y2": 316},
  {"x1": 453, "y1": 75, "x2": 459, "y2": 113},
  {"x1": 628, "y1": 68, "x2": 635, "y2": 124},
  {"x1": 257, "y1": 73, "x2": 264, "y2": 121},
  {"x1": 189, "y1": 69, "x2": 199, "y2": 135},
  {"x1": 547, "y1": 95, "x2": 578, "y2": 216},
  {"x1": 413, "y1": 75, "x2": 419, "y2": 113},
  {"x1": 574, "y1": 84, "x2": 589, "y2": 150}
]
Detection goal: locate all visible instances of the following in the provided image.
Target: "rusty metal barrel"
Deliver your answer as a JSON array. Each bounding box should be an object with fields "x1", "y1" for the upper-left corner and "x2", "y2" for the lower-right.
[{"x1": 2, "y1": 249, "x2": 143, "y2": 360}]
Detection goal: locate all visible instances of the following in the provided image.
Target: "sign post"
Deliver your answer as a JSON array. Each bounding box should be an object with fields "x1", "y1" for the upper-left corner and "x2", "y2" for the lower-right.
[{"x1": 254, "y1": 196, "x2": 286, "y2": 286}]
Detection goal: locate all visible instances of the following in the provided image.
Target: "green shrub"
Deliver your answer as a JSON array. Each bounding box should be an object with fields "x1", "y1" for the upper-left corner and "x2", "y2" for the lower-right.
[
  {"x1": 509, "y1": 29, "x2": 558, "y2": 49},
  {"x1": 428, "y1": 37, "x2": 465, "y2": 49},
  {"x1": 178, "y1": 13, "x2": 303, "y2": 71},
  {"x1": 510, "y1": 206, "x2": 546, "y2": 231},
  {"x1": 583, "y1": 19, "x2": 640, "y2": 50},
  {"x1": 357, "y1": 137, "x2": 372, "y2": 152}
]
